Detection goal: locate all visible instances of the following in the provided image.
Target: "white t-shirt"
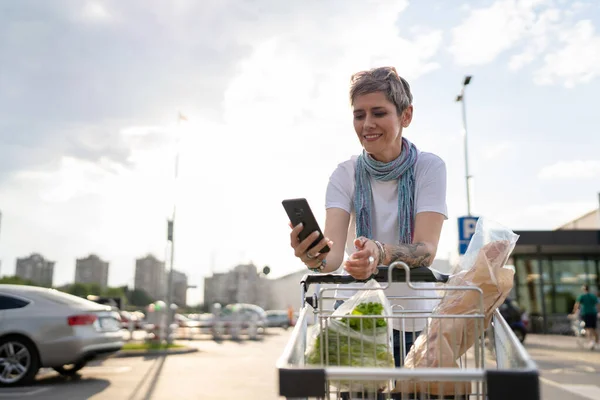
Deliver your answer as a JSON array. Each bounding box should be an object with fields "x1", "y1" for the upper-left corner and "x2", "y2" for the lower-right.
[{"x1": 325, "y1": 149, "x2": 448, "y2": 332}]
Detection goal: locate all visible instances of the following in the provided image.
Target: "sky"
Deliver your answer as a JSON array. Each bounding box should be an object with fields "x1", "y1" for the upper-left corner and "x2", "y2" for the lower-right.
[{"x1": 1, "y1": 0, "x2": 599, "y2": 305}]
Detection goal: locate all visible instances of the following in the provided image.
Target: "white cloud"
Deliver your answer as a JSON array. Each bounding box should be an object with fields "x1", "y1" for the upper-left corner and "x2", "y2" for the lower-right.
[
  {"x1": 508, "y1": 8, "x2": 562, "y2": 70},
  {"x1": 499, "y1": 201, "x2": 598, "y2": 230},
  {"x1": 533, "y1": 20, "x2": 600, "y2": 88},
  {"x1": 482, "y1": 141, "x2": 515, "y2": 160},
  {"x1": 80, "y1": 1, "x2": 113, "y2": 22},
  {"x1": 222, "y1": 1, "x2": 443, "y2": 144},
  {"x1": 538, "y1": 160, "x2": 600, "y2": 179},
  {"x1": 450, "y1": 0, "x2": 600, "y2": 88},
  {"x1": 449, "y1": 0, "x2": 547, "y2": 66},
  {"x1": 16, "y1": 157, "x2": 124, "y2": 203}
]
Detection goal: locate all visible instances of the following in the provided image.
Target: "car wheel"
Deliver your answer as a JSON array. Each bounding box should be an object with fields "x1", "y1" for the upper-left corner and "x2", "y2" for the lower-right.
[
  {"x1": 53, "y1": 361, "x2": 87, "y2": 376},
  {"x1": 0, "y1": 336, "x2": 40, "y2": 386}
]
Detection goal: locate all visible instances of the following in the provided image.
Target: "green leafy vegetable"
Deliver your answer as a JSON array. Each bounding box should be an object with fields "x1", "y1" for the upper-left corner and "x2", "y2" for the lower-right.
[
  {"x1": 306, "y1": 301, "x2": 393, "y2": 368},
  {"x1": 306, "y1": 331, "x2": 394, "y2": 367},
  {"x1": 340, "y1": 302, "x2": 387, "y2": 331}
]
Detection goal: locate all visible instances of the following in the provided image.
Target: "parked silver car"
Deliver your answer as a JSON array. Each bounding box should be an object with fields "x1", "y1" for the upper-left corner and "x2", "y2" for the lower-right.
[
  {"x1": 0, "y1": 284, "x2": 124, "y2": 386},
  {"x1": 266, "y1": 310, "x2": 291, "y2": 329},
  {"x1": 216, "y1": 303, "x2": 268, "y2": 333}
]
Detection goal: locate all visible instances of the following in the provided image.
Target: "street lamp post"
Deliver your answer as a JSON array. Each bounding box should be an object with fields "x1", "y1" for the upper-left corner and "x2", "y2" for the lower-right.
[
  {"x1": 456, "y1": 75, "x2": 473, "y2": 216},
  {"x1": 165, "y1": 113, "x2": 185, "y2": 344}
]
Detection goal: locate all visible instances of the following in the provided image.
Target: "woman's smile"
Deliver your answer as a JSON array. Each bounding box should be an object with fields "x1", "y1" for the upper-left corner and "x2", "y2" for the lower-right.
[{"x1": 363, "y1": 133, "x2": 383, "y2": 142}]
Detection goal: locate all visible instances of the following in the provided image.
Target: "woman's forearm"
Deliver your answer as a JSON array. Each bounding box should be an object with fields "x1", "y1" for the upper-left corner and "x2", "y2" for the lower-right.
[
  {"x1": 381, "y1": 242, "x2": 435, "y2": 268},
  {"x1": 322, "y1": 251, "x2": 344, "y2": 273}
]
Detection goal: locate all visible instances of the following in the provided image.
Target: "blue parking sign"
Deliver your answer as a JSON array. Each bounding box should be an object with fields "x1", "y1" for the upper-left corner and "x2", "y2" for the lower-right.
[{"x1": 458, "y1": 216, "x2": 479, "y2": 255}]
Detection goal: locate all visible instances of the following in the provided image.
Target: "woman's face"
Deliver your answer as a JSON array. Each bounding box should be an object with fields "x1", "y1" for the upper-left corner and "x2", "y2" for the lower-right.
[{"x1": 352, "y1": 91, "x2": 413, "y2": 162}]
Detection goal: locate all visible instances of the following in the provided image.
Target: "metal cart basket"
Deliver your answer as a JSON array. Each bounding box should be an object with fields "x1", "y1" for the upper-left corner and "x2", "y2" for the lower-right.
[{"x1": 277, "y1": 262, "x2": 539, "y2": 400}]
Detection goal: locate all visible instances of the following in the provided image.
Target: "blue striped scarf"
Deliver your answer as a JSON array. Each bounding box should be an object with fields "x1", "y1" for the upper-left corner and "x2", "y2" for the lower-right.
[{"x1": 354, "y1": 138, "x2": 418, "y2": 244}]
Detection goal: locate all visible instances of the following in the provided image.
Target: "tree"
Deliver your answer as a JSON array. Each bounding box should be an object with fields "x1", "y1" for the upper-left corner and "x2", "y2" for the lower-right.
[
  {"x1": 62, "y1": 282, "x2": 102, "y2": 298},
  {"x1": 65, "y1": 283, "x2": 92, "y2": 298},
  {"x1": 102, "y1": 286, "x2": 126, "y2": 299},
  {"x1": 0, "y1": 276, "x2": 37, "y2": 286},
  {"x1": 127, "y1": 289, "x2": 153, "y2": 307}
]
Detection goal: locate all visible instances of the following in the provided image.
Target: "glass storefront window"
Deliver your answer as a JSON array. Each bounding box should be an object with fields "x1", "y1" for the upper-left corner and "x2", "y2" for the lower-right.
[
  {"x1": 515, "y1": 256, "x2": 600, "y2": 320},
  {"x1": 517, "y1": 284, "x2": 543, "y2": 315},
  {"x1": 516, "y1": 258, "x2": 547, "y2": 285},
  {"x1": 553, "y1": 285, "x2": 581, "y2": 314},
  {"x1": 551, "y1": 259, "x2": 589, "y2": 285},
  {"x1": 588, "y1": 259, "x2": 599, "y2": 287}
]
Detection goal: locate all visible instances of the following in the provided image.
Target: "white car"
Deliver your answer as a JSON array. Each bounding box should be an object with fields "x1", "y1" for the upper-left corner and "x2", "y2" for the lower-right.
[{"x1": 0, "y1": 285, "x2": 124, "y2": 386}]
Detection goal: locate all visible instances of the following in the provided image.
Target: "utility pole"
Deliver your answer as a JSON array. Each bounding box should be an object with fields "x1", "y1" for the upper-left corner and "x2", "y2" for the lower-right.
[
  {"x1": 165, "y1": 112, "x2": 186, "y2": 344},
  {"x1": 456, "y1": 76, "x2": 473, "y2": 216}
]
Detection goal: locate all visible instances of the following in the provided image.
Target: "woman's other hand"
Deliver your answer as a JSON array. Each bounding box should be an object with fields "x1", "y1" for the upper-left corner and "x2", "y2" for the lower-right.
[
  {"x1": 289, "y1": 222, "x2": 333, "y2": 270},
  {"x1": 344, "y1": 236, "x2": 379, "y2": 280}
]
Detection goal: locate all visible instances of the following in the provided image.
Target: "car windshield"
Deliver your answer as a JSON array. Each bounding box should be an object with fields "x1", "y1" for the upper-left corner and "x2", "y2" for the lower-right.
[
  {"x1": 267, "y1": 311, "x2": 286, "y2": 316},
  {"x1": 221, "y1": 307, "x2": 234, "y2": 315},
  {"x1": 223, "y1": 304, "x2": 266, "y2": 318}
]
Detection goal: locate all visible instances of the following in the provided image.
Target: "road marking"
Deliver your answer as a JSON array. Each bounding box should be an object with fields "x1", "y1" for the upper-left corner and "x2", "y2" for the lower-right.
[
  {"x1": 527, "y1": 352, "x2": 561, "y2": 359},
  {"x1": 560, "y1": 385, "x2": 600, "y2": 400},
  {"x1": 0, "y1": 387, "x2": 50, "y2": 397},
  {"x1": 548, "y1": 366, "x2": 597, "y2": 374},
  {"x1": 540, "y1": 377, "x2": 600, "y2": 400},
  {"x1": 529, "y1": 348, "x2": 600, "y2": 364}
]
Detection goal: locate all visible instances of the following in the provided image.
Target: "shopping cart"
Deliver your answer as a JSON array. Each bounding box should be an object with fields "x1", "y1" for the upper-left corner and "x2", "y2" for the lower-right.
[{"x1": 277, "y1": 262, "x2": 540, "y2": 400}]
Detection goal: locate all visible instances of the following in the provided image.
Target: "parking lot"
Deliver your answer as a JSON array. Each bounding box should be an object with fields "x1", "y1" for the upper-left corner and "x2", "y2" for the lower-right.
[
  {"x1": 2, "y1": 327, "x2": 599, "y2": 400},
  {"x1": 0, "y1": 328, "x2": 288, "y2": 400},
  {"x1": 1, "y1": 363, "x2": 127, "y2": 399}
]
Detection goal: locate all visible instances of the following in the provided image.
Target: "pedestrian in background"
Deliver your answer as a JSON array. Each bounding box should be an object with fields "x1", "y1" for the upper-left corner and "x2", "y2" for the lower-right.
[
  {"x1": 287, "y1": 305, "x2": 295, "y2": 326},
  {"x1": 573, "y1": 284, "x2": 599, "y2": 350}
]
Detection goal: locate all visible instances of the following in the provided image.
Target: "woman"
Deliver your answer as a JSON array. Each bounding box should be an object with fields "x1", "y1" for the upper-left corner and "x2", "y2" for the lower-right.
[{"x1": 289, "y1": 66, "x2": 447, "y2": 366}]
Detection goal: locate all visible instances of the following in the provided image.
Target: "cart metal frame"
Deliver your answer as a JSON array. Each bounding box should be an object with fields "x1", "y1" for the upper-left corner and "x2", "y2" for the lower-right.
[{"x1": 277, "y1": 262, "x2": 539, "y2": 400}]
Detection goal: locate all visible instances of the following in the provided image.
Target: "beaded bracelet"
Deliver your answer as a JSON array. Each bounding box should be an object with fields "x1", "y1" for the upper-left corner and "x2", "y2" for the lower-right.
[
  {"x1": 308, "y1": 258, "x2": 327, "y2": 273},
  {"x1": 374, "y1": 240, "x2": 386, "y2": 265}
]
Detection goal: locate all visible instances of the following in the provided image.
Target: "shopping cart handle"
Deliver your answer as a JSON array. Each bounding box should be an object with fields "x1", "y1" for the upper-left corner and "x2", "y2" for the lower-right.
[{"x1": 301, "y1": 266, "x2": 449, "y2": 292}]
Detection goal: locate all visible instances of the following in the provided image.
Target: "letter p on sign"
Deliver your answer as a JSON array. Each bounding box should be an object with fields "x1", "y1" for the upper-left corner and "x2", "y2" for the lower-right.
[
  {"x1": 463, "y1": 219, "x2": 477, "y2": 238},
  {"x1": 458, "y1": 216, "x2": 479, "y2": 255}
]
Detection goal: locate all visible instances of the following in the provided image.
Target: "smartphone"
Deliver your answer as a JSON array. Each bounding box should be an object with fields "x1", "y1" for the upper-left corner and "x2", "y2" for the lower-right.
[{"x1": 282, "y1": 198, "x2": 330, "y2": 253}]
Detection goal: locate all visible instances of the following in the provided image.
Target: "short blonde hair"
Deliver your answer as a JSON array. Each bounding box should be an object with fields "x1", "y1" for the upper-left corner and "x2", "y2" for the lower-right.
[{"x1": 349, "y1": 66, "x2": 413, "y2": 115}]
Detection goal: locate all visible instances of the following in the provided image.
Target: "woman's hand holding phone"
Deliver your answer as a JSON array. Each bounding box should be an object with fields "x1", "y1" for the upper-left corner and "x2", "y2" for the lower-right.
[{"x1": 289, "y1": 222, "x2": 333, "y2": 269}]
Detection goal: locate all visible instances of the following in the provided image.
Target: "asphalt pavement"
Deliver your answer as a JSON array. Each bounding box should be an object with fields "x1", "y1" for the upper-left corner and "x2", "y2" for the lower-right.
[
  {"x1": 0, "y1": 330, "x2": 288, "y2": 400},
  {"x1": 0, "y1": 330, "x2": 598, "y2": 399},
  {"x1": 524, "y1": 334, "x2": 600, "y2": 400}
]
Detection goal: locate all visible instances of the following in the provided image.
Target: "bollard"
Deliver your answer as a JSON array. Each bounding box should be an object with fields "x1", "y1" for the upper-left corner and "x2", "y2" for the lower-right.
[
  {"x1": 230, "y1": 320, "x2": 240, "y2": 341},
  {"x1": 248, "y1": 316, "x2": 258, "y2": 340},
  {"x1": 128, "y1": 318, "x2": 135, "y2": 341},
  {"x1": 212, "y1": 321, "x2": 223, "y2": 341}
]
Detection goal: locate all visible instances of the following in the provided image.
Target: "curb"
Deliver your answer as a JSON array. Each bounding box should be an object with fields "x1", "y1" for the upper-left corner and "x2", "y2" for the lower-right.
[{"x1": 114, "y1": 347, "x2": 199, "y2": 358}]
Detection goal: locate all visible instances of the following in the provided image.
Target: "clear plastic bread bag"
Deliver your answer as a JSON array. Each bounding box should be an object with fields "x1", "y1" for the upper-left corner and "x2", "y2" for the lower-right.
[{"x1": 397, "y1": 218, "x2": 519, "y2": 395}]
